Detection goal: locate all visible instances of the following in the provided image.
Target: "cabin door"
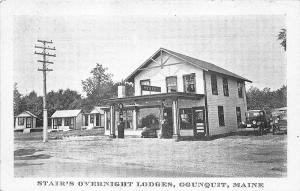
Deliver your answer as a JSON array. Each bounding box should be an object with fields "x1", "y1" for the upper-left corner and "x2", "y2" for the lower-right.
[
  {"x1": 96, "y1": 114, "x2": 100, "y2": 127},
  {"x1": 193, "y1": 107, "x2": 206, "y2": 136},
  {"x1": 26, "y1": 117, "x2": 32, "y2": 128}
]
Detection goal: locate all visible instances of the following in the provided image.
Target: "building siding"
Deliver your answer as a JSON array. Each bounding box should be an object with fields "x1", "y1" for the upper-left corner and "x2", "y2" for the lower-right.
[
  {"x1": 205, "y1": 71, "x2": 246, "y2": 136},
  {"x1": 134, "y1": 52, "x2": 205, "y2": 96}
]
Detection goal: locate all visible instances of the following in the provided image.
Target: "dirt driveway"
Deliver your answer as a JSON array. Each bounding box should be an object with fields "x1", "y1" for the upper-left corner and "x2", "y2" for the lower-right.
[{"x1": 14, "y1": 134, "x2": 286, "y2": 177}]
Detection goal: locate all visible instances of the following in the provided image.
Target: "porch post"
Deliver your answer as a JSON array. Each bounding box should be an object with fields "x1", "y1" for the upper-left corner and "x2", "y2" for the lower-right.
[
  {"x1": 172, "y1": 98, "x2": 180, "y2": 140},
  {"x1": 109, "y1": 104, "x2": 116, "y2": 138},
  {"x1": 104, "y1": 110, "x2": 107, "y2": 130},
  {"x1": 132, "y1": 107, "x2": 138, "y2": 131}
]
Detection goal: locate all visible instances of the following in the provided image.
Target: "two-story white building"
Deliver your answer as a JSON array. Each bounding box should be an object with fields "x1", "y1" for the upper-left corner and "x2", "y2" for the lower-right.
[{"x1": 103, "y1": 48, "x2": 251, "y2": 139}]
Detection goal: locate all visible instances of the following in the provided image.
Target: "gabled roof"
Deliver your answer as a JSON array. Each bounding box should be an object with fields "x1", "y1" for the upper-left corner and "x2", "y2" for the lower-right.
[
  {"x1": 16, "y1": 111, "x2": 37, "y2": 118},
  {"x1": 90, "y1": 106, "x2": 108, "y2": 114},
  {"x1": 51, "y1": 109, "x2": 81, "y2": 118},
  {"x1": 125, "y1": 48, "x2": 252, "y2": 83}
]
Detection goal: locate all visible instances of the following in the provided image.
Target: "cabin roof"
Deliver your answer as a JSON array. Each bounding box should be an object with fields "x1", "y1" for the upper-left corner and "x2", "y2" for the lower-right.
[
  {"x1": 125, "y1": 48, "x2": 252, "y2": 83},
  {"x1": 90, "y1": 106, "x2": 108, "y2": 114},
  {"x1": 51, "y1": 109, "x2": 81, "y2": 118},
  {"x1": 16, "y1": 111, "x2": 37, "y2": 118}
]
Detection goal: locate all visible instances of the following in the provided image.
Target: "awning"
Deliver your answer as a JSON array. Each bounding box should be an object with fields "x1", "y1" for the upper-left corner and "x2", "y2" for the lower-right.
[{"x1": 102, "y1": 92, "x2": 204, "y2": 105}]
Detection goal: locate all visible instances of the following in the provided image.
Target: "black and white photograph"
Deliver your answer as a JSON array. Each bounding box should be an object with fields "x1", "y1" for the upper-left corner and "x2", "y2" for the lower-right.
[{"x1": 1, "y1": 0, "x2": 300, "y2": 191}]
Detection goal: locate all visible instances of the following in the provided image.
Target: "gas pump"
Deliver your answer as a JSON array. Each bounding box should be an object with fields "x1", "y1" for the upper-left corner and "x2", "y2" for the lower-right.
[{"x1": 117, "y1": 103, "x2": 125, "y2": 138}]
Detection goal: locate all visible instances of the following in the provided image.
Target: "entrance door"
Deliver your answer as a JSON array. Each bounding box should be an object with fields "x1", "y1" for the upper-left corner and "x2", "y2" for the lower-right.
[
  {"x1": 26, "y1": 117, "x2": 32, "y2": 128},
  {"x1": 162, "y1": 108, "x2": 173, "y2": 137},
  {"x1": 193, "y1": 107, "x2": 206, "y2": 136},
  {"x1": 96, "y1": 114, "x2": 100, "y2": 126}
]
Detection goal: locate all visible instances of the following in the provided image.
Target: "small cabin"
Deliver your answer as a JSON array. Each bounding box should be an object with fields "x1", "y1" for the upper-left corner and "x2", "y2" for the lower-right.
[
  {"x1": 14, "y1": 111, "x2": 37, "y2": 130},
  {"x1": 50, "y1": 109, "x2": 82, "y2": 131},
  {"x1": 82, "y1": 107, "x2": 107, "y2": 129}
]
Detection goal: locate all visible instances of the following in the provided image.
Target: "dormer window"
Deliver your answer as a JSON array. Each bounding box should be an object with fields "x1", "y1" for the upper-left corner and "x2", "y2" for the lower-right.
[
  {"x1": 166, "y1": 76, "x2": 177, "y2": 93},
  {"x1": 183, "y1": 73, "x2": 196, "y2": 93}
]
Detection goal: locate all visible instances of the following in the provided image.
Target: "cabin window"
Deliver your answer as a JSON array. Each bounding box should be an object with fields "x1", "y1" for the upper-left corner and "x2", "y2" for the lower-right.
[
  {"x1": 223, "y1": 77, "x2": 229, "y2": 96},
  {"x1": 211, "y1": 74, "x2": 218, "y2": 95},
  {"x1": 18, "y1": 117, "x2": 25, "y2": 125},
  {"x1": 57, "y1": 118, "x2": 62, "y2": 126},
  {"x1": 140, "y1": 79, "x2": 150, "y2": 95},
  {"x1": 166, "y1": 76, "x2": 177, "y2": 93},
  {"x1": 236, "y1": 107, "x2": 242, "y2": 124},
  {"x1": 183, "y1": 73, "x2": 196, "y2": 93},
  {"x1": 90, "y1": 115, "x2": 94, "y2": 123},
  {"x1": 64, "y1": 117, "x2": 70, "y2": 126},
  {"x1": 237, "y1": 82, "x2": 243, "y2": 98},
  {"x1": 179, "y1": 108, "x2": 193, "y2": 129},
  {"x1": 84, "y1": 115, "x2": 88, "y2": 126},
  {"x1": 218, "y1": 106, "x2": 225, "y2": 126}
]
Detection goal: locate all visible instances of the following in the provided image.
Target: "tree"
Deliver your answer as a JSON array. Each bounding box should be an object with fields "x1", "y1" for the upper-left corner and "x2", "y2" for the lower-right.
[
  {"x1": 82, "y1": 63, "x2": 114, "y2": 103},
  {"x1": 246, "y1": 85, "x2": 287, "y2": 114},
  {"x1": 278, "y1": 28, "x2": 286, "y2": 51},
  {"x1": 47, "y1": 89, "x2": 82, "y2": 117},
  {"x1": 13, "y1": 83, "x2": 23, "y2": 115}
]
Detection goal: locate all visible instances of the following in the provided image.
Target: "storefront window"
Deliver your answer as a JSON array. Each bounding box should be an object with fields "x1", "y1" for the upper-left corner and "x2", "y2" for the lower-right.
[
  {"x1": 166, "y1": 76, "x2": 177, "y2": 93},
  {"x1": 183, "y1": 73, "x2": 196, "y2": 93},
  {"x1": 179, "y1": 108, "x2": 193, "y2": 129}
]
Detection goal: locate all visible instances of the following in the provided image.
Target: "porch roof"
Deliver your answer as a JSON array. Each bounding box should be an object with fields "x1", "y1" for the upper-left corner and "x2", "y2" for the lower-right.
[{"x1": 102, "y1": 92, "x2": 204, "y2": 105}]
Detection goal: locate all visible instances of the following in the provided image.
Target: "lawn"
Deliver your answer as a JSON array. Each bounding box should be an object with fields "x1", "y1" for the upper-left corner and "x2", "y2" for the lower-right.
[
  {"x1": 14, "y1": 128, "x2": 105, "y2": 141},
  {"x1": 14, "y1": 132, "x2": 286, "y2": 177}
]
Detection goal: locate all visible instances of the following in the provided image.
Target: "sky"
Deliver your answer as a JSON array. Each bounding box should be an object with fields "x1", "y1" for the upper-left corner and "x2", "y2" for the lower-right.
[{"x1": 13, "y1": 14, "x2": 286, "y2": 96}]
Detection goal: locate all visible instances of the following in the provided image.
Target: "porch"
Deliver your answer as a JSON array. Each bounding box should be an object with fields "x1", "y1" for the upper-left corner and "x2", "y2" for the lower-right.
[{"x1": 102, "y1": 92, "x2": 207, "y2": 140}]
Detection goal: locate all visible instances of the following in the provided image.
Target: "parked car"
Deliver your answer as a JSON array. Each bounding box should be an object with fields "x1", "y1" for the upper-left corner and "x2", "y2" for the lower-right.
[
  {"x1": 141, "y1": 127, "x2": 158, "y2": 138},
  {"x1": 240, "y1": 110, "x2": 269, "y2": 135},
  {"x1": 270, "y1": 107, "x2": 287, "y2": 135}
]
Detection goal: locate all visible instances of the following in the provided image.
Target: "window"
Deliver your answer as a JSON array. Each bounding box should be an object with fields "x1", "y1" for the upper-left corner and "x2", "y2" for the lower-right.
[
  {"x1": 57, "y1": 118, "x2": 62, "y2": 126},
  {"x1": 211, "y1": 74, "x2": 218, "y2": 95},
  {"x1": 183, "y1": 73, "x2": 196, "y2": 93},
  {"x1": 140, "y1": 79, "x2": 150, "y2": 95},
  {"x1": 64, "y1": 117, "x2": 70, "y2": 126},
  {"x1": 90, "y1": 115, "x2": 94, "y2": 123},
  {"x1": 218, "y1": 106, "x2": 225, "y2": 126},
  {"x1": 223, "y1": 78, "x2": 229, "y2": 96},
  {"x1": 179, "y1": 108, "x2": 193, "y2": 129},
  {"x1": 236, "y1": 107, "x2": 242, "y2": 124},
  {"x1": 84, "y1": 115, "x2": 88, "y2": 126},
  {"x1": 18, "y1": 117, "x2": 24, "y2": 125},
  {"x1": 237, "y1": 82, "x2": 243, "y2": 98},
  {"x1": 166, "y1": 76, "x2": 177, "y2": 93},
  {"x1": 69, "y1": 118, "x2": 74, "y2": 129}
]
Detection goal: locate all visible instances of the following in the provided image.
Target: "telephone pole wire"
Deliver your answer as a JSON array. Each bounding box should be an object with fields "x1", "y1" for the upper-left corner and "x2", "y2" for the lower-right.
[{"x1": 34, "y1": 40, "x2": 56, "y2": 142}]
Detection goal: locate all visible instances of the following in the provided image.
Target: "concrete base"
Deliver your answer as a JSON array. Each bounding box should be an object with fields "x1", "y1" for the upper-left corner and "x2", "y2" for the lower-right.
[
  {"x1": 109, "y1": 134, "x2": 116, "y2": 138},
  {"x1": 172, "y1": 134, "x2": 180, "y2": 141}
]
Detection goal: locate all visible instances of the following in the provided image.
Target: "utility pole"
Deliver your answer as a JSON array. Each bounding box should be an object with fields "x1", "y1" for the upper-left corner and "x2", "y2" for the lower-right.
[{"x1": 34, "y1": 40, "x2": 56, "y2": 142}]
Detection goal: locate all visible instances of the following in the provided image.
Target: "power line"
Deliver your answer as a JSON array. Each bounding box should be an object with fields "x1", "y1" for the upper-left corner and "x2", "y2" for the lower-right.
[{"x1": 34, "y1": 39, "x2": 56, "y2": 142}]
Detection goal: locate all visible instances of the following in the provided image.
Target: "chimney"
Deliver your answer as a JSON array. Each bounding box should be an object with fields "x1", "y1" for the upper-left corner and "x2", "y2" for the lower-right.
[{"x1": 118, "y1": 85, "x2": 126, "y2": 98}]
